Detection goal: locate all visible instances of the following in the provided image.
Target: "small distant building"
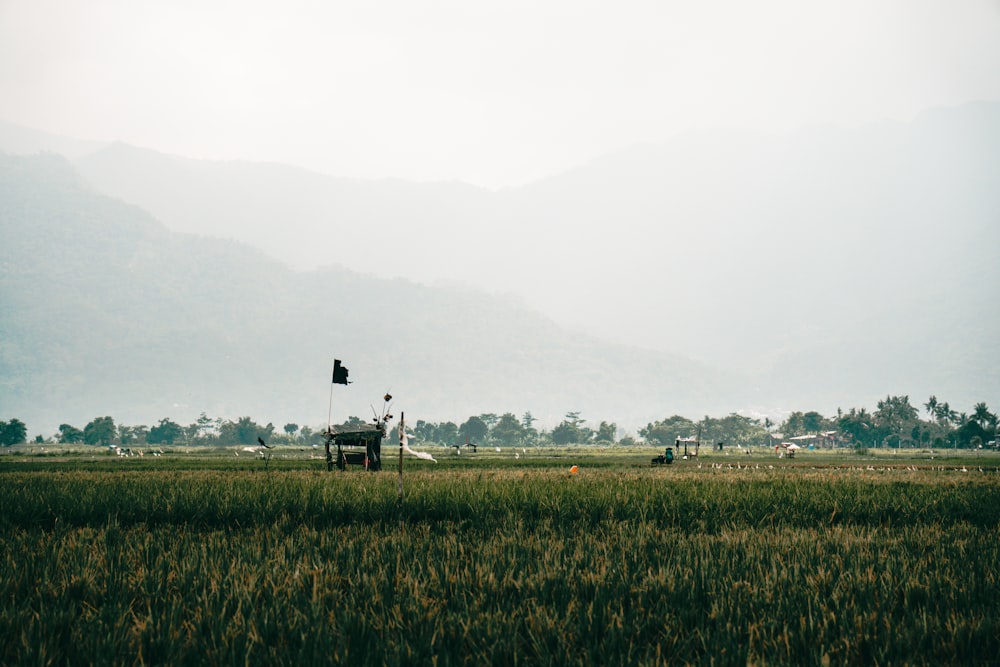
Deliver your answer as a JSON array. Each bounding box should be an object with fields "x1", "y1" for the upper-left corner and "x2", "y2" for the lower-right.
[{"x1": 324, "y1": 422, "x2": 386, "y2": 471}]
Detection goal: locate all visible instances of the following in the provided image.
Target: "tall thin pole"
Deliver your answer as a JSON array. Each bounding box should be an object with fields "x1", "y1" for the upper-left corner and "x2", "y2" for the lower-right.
[
  {"x1": 397, "y1": 411, "x2": 404, "y2": 508},
  {"x1": 327, "y1": 365, "x2": 335, "y2": 430}
]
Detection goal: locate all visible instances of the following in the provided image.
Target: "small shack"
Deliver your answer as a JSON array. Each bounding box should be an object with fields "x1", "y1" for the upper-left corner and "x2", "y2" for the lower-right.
[
  {"x1": 676, "y1": 436, "x2": 700, "y2": 458},
  {"x1": 323, "y1": 421, "x2": 386, "y2": 471}
]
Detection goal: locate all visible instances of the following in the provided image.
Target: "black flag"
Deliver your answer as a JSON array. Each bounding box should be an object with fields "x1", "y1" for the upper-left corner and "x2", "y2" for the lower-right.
[{"x1": 332, "y1": 359, "x2": 350, "y2": 385}]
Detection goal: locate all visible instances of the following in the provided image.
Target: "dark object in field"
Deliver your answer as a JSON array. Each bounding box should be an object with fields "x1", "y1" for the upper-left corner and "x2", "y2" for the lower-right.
[
  {"x1": 652, "y1": 447, "x2": 675, "y2": 465},
  {"x1": 324, "y1": 422, "x2": 385, "y2": 472}
]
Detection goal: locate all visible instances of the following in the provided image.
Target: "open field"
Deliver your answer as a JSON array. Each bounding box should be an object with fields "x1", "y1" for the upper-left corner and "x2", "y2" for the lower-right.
[
  {"x1": 4, "y1": 440, "x2": 999, "y2": 469},
  {"x1": 2, "y1": 450, "x2": 999, "y2": 665}
]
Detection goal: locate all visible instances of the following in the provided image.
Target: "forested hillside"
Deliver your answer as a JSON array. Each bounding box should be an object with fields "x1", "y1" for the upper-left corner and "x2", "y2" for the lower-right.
[{"x1": 0, "y1": 153, "x2": 736, "y2": 433}]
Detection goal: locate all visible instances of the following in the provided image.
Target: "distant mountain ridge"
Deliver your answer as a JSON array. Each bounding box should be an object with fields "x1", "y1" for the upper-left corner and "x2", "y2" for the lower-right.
[
  {"x1": 2, "y1": 100, "x2": 998, "y2": 429},
  {"x1": 63, "y1": 100, "x2": 1000, "y2": 413},
  {"x1": 0, "y1": 153, "x2": 739, "y2": 435},
  {"x1": 0, "y1": 119, "x2": 107, "y2": 159}
]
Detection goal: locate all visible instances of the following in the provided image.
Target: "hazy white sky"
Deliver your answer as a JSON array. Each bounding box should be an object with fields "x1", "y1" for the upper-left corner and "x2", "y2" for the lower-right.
[{"x1": 2, "y1": 0, "x2": 1000, "y2": 187}]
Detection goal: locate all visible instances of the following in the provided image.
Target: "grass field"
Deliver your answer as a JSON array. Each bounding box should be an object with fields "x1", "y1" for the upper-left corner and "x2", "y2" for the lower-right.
[{"x1": 2, "y1": 448, "x2": 998, "y2": 665}]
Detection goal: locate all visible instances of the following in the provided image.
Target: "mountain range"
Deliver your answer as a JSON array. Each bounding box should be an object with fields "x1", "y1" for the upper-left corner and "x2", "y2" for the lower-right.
[
  {"x1": 0, "y1": 152, "x2": 739, "y2": 435},
  {"x1": 1, "y1": 101, "x2": 998, "y2": 435}
]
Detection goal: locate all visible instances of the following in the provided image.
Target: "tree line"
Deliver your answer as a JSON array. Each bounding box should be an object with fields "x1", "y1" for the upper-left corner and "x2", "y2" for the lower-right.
[{"x1": 1, "y1": 395, "x2": 997, "y2": 450}]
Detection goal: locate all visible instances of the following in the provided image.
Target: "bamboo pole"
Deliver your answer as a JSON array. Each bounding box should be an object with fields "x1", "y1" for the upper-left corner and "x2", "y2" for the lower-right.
[{"x1": 397, "y1": 411, "x2": 404, "y2": 507}]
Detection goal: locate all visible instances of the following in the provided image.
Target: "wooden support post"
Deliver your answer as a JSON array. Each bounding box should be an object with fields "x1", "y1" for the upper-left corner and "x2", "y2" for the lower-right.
[{"x1": 397, "y1": 411, "x2": 404, "y2": 507}]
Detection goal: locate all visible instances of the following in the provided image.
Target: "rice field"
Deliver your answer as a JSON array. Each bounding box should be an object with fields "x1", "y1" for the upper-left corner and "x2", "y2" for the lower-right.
[{"x1": 1, "y1": 454, "x2": 998, "y2": 665}]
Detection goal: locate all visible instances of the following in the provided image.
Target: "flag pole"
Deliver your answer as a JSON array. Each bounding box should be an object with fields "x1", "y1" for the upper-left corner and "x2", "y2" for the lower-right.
[
  {"x1": 327, "y1": 367, "x2": 335, "y2": 431},
  {"x1": 325, "y1": 366, "x2": 335, "y2": 471},
  {"x1": 326, "y1": 360, "x2": 349, "y2": 472}
]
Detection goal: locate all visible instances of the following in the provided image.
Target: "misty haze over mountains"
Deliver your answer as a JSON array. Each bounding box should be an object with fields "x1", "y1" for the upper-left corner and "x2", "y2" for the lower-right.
[
  {"x1": 1, "y1": 151, "x2": 734, "y2": 434},
  {"x1": 1, "y1": 100, "x2": 998, "y2": 434}
]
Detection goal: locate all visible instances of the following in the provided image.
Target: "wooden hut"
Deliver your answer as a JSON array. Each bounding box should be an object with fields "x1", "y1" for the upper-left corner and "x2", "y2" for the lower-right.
[{"x1": 323, "y1": 421, "x2": 386, "y2": 471}]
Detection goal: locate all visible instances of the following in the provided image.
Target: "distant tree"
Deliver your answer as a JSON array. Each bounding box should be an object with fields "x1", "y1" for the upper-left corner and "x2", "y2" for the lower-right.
[
  {"x1": 185, "y1": 412, "x2": 217, "y2": 445},
  {"x1": 338, "y1": 415, "x2": 367, "y2": 430},
  {"x1": 780, "y1": 412, "x2": 806, "y2": 437},
  {"x1": 802, "y1": 411, "x2": 827, "y2": 433},
  {"x1": 837, "y1": 408, "x2": 874, "y2": 448},
  {"x1": 84, "y1": 416, "x2": 117, "y2": 447},
  {"x1": 147, "y1": 418, "x2": 183, "y2": 445},
  {"x1": 219, "y1": 417, "x2": 273, "y2": 446},
  {"x1": 460, "y1": 416, "x2": 489, "y2": 445},
  {"x1": 699, "y1": 414, "x2": 768, "y2": 450},
  {"x1": 571, "y1": 412, "x2": 596, "y2": 442},
  {"x1": 874, "y1": 395, "x2": 919, "y2": 447},
  {"x1": 549, "y1": 421, "x2": 579, "y2": 445},
  {"x1": 639, "y1": 416, "x2": 696, "y2": 447},
  {"x1": 521, "y1": 412, "x2": 539, "y2": 443},
  {"x1": 283, "y1": 423, "x2": 299, "y2": 437},
  {"x1": 183, "y1": 422, "x2": 200, "y2": 444},
  {"x1": 414, "y1": 420, "x2": 436, "y2": 443},
  {"x1": 551, "y1": 413, "x2": 592, "y2": 445},
  {"x1": 0, "y1": 418, "x2": 28, "y2": 446},
  {"x1": 972, "y1": 402, "x2": 996, "y2": 430},
  {"x1": 924, "y1": 395, "x2": 939, "y2": 420},
  {"x1": 595, "y1": 421, "x2": 617, "y2": 444},
  {"x1": 58, "y1": 424, "x2": 85, "y2": 444},
  {"x1": 521, "y1": 412, "x2": 536, "y2": 431},
  {"x1": 491, "y1": 413, "x2": 525, "y2": 446},
  {"x1": 954, "y1": 419, "x2": 990, "y2": 449},
  {"x1": 119, "y1": 424, "x2": 148, "y2": 446},
  {"x1": 436, "y1": 421, "x2": 459, "y2": 446},
  {"x1": 933, "y1": 401, "x2": 957, "y2": 428}
]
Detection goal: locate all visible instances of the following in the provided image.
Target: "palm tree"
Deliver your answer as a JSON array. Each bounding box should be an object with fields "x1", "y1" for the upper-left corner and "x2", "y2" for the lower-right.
[
  {"x1": 972, "y1": 402, "x2": 997, "y2": 429},
  {"x1": 934, "y1": 402, "x2": 955, "y2": 427},
  {"x1": 924, "y1": 395, "x2": 939, "y2": 419}
]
